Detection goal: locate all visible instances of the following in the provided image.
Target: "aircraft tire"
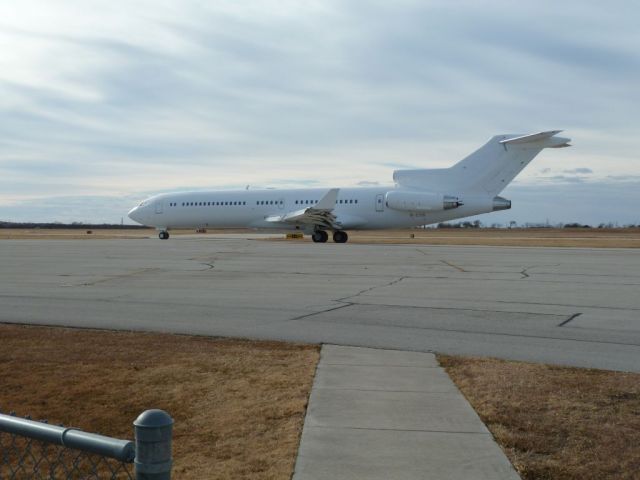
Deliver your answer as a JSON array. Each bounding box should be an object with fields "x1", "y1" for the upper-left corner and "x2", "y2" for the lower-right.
[
  {"x1": 159, "y1": 231, "x2": 170, "y2": 240},
  {"x1": 333, "y1": 231, "x2": 348, "y2": 243},
  {"x1": 312, "y1": 231, "x2": 328, "y2": 243}
]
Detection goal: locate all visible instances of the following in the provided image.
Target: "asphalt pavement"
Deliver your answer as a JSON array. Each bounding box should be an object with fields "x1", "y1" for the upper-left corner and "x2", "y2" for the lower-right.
[{"x1": 1, "y1": 236, "x2": 639, "y2": 371}]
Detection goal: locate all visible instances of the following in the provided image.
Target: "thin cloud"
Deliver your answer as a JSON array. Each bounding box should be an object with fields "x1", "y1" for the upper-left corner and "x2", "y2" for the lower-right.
[
  {"x1": 0, "y1": 1, "x2": 639, "y2": 222},
  {"x1": 563, "y1": 168, "x2": 593, "y2": 174}
]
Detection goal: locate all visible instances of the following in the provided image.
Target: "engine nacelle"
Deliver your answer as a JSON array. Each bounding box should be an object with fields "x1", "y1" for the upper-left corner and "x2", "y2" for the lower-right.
[{"x1": 385, "y1": 191, "x2": 462, "y2": 212}]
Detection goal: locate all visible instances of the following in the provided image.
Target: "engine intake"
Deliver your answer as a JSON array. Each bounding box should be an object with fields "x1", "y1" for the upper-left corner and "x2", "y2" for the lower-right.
[{"x1": 385, "y1": 191, "x2": 462, "y2": 212}]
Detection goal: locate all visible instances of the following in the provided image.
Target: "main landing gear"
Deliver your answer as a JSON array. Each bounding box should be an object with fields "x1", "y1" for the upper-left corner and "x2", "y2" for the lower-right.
[
  {"x1": 311, "y1": 230, "x2": 328, "y2": 243},
  {"x1": 333, "y1": 231, "x2": 348, "y2": 243},
  {"x1": 158, "y1": 230, "x2": 170, "y2": 240},
  {"x1": 311, "y1": 230, "x2": 348, "y2": 243}
]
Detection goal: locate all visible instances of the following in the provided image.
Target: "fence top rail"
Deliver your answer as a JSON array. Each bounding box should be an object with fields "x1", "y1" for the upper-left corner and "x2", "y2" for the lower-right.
[{"x1": 0, "y1": 413, "x2": 135, "y2": 462}]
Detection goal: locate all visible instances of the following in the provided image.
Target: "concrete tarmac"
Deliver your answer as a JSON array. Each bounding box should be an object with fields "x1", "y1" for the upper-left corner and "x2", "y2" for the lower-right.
[{"x1": 1, "y1": 237, "x2": 639, "y2": 371}]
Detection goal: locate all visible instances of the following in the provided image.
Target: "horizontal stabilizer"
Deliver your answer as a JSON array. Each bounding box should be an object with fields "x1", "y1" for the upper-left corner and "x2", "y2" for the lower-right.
[
  {"x1": 499, "y1": 130, "x2": 561, "y2": 145},
  {"x1": 500, "y1": 130, "x2": 570, "y2": 148}
]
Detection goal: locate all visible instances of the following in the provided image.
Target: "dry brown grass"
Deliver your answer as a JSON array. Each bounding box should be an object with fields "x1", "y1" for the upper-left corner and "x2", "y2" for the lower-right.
[
  {"x1": 344, "y1": 227, "x2": 640, "y2": 248},
  {"x1": 0, "y1": 228, "x2": 152, "y2": 240},
  {"x1": 274, "y1": 228, "x2": 640, "y2": 248},
  {"x1": 439, "y1": 355, "x2": 640, "y2": 480},
  {"x1": 4, "y1": 227, "x2": 640, "y2": 248},
  {"x1": 0, "y1": 228, "x2": 256, "y2": 240},
  {"x1": 0, "y1": 324, "x2": 319, "y2": 479}
]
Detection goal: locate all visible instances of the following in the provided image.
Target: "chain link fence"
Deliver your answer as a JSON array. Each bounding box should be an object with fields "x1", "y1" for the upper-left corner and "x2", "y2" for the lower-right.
[{"x1": 0, "y1": 409, "x2": 173, "y2": 480}]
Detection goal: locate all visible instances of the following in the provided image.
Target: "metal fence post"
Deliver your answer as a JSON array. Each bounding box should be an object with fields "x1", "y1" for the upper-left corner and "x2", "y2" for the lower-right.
[{"x1": 133, "y1": 409, "x2": 173, "y2": 480}]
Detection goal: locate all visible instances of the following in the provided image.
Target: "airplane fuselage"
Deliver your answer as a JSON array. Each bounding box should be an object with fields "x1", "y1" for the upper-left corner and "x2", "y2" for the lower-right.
[
  {"x1": 128, "y1": 186, "x2": 502, "y2": 233},
  {"x1": 127, "y1": 131, "x2": 570, "y2": 242}
]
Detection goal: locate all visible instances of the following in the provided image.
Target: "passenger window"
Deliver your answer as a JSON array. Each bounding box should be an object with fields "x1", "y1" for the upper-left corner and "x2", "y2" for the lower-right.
[{"x1": 355, "y1": 199, "x2": 358, "y2": 204}]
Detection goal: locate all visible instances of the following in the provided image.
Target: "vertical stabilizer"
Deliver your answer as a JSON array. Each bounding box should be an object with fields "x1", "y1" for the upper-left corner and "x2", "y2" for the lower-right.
[{"x1": 393, "y1": 131, "x2": 570, "y2": 195}]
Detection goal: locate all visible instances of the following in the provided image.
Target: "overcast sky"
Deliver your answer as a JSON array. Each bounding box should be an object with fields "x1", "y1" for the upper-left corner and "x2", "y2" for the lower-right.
[{"x1": 1, "y1": 0, "x2": 639, "y2": 225}]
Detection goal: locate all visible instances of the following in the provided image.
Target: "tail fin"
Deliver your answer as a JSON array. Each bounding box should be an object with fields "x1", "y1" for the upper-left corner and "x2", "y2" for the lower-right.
[{"x1": 393, "y1": 130, "x2": 571, "y2": 196}]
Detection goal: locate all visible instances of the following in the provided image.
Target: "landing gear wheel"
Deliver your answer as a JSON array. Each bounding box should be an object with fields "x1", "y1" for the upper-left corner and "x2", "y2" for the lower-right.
[
  {"x1": 312, "y1": 230, "x2": 328, "y2": 243},
  {"x1": 333, "y1": 231, "x2": 348, "y2": 243},
  {"x1": 158, "y1": 231, "x2": 170, "y2": 240}
]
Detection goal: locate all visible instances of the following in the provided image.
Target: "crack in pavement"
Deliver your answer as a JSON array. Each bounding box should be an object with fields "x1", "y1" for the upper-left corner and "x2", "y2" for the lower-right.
[
  {"x1": 76, "y1": 268, "x2": 160, "y2": 286},
  {"x1": 440, "y1": 260, "x2": 467, "y2": 272},
  {"x1": 288, "y1": 302, "x2": 354, "y2": 321},
  {"x1": 558, "y1": 312, "x2": 582, "y2": 327},
  {"x1": 336, "y1": 276, "x2": 408, "y2": 303},
  {"x1": 287, "y1": 276, "x2": 408, "y2": 323}
]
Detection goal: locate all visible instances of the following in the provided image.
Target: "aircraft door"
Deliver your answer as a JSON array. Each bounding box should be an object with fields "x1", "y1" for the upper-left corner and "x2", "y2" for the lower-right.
[
  {"x1": 375, "y1": 194, "x2": 384, "y2": 212},
  {"x1": 155, "y1": 201, "x2": 163, "y2": 214}
]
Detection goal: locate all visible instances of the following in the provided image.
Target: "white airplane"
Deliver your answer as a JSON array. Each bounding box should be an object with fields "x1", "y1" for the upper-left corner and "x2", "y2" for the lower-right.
[{"x1": 128, "y1": 130, "x2": 570, "y2": 243}]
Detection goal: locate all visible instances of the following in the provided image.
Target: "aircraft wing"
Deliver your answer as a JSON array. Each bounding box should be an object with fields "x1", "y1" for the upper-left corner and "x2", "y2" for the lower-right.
[{"x1": 265, "y1": 188, "x2": 340, "y2": 229}]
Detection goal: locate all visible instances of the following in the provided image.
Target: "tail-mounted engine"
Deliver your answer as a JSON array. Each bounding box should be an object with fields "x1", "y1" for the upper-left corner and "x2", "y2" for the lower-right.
[{"x1": 385, "y1": 191, "x2": 463, "y2": 212}]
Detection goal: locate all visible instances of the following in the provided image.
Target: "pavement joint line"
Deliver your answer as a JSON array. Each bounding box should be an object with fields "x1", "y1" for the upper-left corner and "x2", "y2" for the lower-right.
[
  {"x1": 320, "y1": 363, "x2": 440, "y2": 368},
  {"x1": 348, "y1": 293, "x2": 640, "y2": 312},
  {"x1": 314, "y1": 388, "x2": 457, "y2": 394},
  {"x1": 327, "y1": 300, "x2": 569, "y2": 317},
  {"x1": 303, "y1": 425, "x2": 492, "y2": 435},
  {"x1": 297, "y1": 317, "x2": 640, "y2": 347}
]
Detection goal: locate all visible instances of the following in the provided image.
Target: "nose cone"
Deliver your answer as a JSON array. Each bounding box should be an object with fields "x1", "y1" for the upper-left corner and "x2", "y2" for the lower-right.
[{"x1": 128, "y1": 206, "x2": 144, "y2": 224}]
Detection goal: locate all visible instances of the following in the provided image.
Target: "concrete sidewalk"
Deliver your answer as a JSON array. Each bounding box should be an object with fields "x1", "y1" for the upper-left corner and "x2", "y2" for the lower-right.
[{"x1": 293, "y1": 345, "x2": 520, "y2": 480}]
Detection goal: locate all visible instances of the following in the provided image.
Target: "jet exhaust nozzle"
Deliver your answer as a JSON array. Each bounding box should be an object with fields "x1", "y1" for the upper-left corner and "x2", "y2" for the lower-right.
[
  {"x1": 443, "y1": 195, "x2": 463, "y2": 210},
  {"x1": 492, "y1": 196, "x2": 511, "y2": 211}
]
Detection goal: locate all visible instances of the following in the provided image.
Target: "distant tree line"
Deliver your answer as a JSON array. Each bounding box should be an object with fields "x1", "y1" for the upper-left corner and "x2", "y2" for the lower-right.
[
  {"x1": 431, "y1": 221, "x2": 638, "y2": 229},
  {"x1": 0, "y1": 221, "x2": 151, "y2": 230}
]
